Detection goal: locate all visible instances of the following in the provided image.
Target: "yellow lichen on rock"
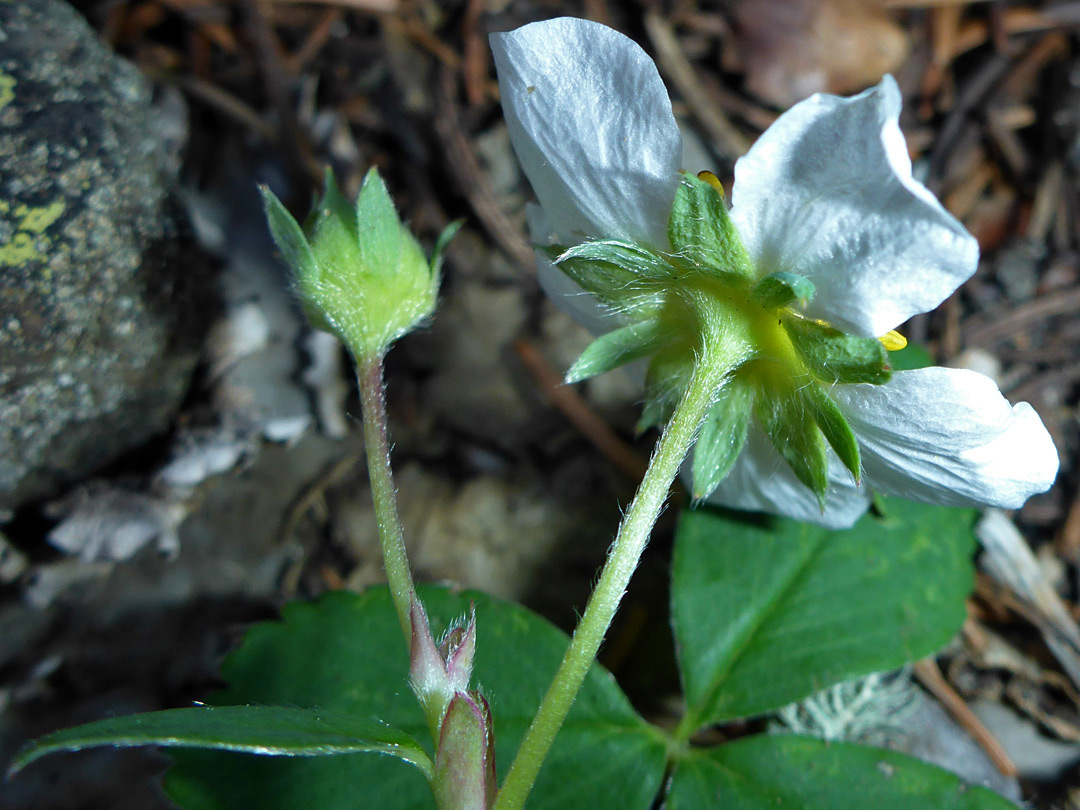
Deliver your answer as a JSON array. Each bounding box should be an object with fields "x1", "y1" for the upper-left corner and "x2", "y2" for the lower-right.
[
  {"x1": 1, "y1": 201, "x2": 66, "y2": 267},
  {"x1": 0, "y1": 69, "x2": 14, "y2": 110},
  {"x1": 17, "y1": 200, "x2": 65, "y2": 233}
]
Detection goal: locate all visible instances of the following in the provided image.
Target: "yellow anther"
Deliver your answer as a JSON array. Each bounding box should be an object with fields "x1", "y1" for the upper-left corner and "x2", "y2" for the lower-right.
[
  {"x1": 696, "y1": 171, "x2": 725, "y2": 197},
  {"x1": 879, "y1": 330, "x2": 907, "y2": 351}
]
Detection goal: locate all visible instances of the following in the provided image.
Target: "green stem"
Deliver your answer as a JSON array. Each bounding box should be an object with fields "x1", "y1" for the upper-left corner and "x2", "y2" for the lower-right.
[
  {"x1": 493, "y1": 347, "x2": 733, "y2": 810},
  {"x1": 357, "y1": 352, "x2": 416, "y2": 642}
]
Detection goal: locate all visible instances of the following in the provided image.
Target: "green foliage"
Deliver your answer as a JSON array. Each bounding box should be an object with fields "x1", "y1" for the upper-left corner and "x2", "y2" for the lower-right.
[
  {"x1": 666, "y1": 735, "x2": 1018, "y2": 810},
  {"x1": 164, "y1": 588, "x2": 667, "y2": 810},
  {"x1": 672, "y1": 499, "x2": 976, "y2": 728},
  {"x1": 17, "y1": 500, "x2": 1006, "y2": 810},
  {"x1": 11, "y1": 706, "x2": 432, "y2": 780}
]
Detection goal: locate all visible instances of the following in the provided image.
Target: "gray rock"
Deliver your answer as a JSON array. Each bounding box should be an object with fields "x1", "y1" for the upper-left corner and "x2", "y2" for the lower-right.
[{"x1": 0, "y1": 0, "x2": 213, "y2": 509}]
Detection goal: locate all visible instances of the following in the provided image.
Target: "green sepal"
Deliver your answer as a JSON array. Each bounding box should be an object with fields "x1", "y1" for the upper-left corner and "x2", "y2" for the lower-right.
[
  {"x1": 431, "y1": 219, "x2": 464, "y2": 279},
  {"x1": 637, "y1": 344, "x2": 695, "y2": 433},
  {"x1": 260, "y1": 186, "x2": 319, "y2": 285},
  {"x1": 799, "y1": 383, "x2": 861, "y2": 483},
  {"x1": 565, "y1": 319, "x2": 670, "y2": 384},
  {"x1": 429, "y1": 218, "x2": 464, "y2": 303},
  {"x1": 667, "y1": 172, "x2": 755, "y2": 281},
  {"x1": 755, "y1": 392, "x2": 829, "y2": 508},
  {"x1": 636, "y1": 395, "x2": 670, "y2": 436},
  {"x1": 691, "y1": 380, "x2": 753, "y2": 500},
  {"x1": 784, "y1": 317, "x2": 892, "y2": 385},
  {"x1": 555, "y1": 239, "x2": 675, "y2": 281},
  {"x1": 750, "y1": 272, "x2": 815, "y2": 309},
  {"x1": 309, "y1": 169, "x2": 362, "y2": 277},
  {"x1": 260, "y1": 186, "x2": 335, "y2": 334},
  {"x1": 355, "y1": 167, "x2": 411, "y2": 278},
  {"x1": 546, "y1": 240, "x2": 671, "y2": 314}
]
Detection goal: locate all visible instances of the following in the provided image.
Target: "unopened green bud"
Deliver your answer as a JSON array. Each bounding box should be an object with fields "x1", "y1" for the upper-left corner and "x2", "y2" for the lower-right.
[{"x1": 261, "y1": 168, "x2": 460, "y2": 358}]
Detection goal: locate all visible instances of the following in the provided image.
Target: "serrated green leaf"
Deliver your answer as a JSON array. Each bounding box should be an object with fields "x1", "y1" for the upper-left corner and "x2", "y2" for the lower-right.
[
  {"x1": 666, "y1": 735, "x2": 1017, "y2": 810},
  {"x1": 800, "y1": 384, "x2": 860, "y2": 482},
  {"x1": 11, "y1": 706, "x2": 433, "y2": 781},
  {"x1": 355, "y1": 167, "x2": 405, "y2": 276},
  {"x1": 785, "y1": 317, "x2": 892, "y2": 385},
  {"x1": 755, "y1": 395, "x2": 829, "y2": 507},
  {"x1": 667, "y1": 172, "x2": 754, "y2": 281},
  {"x1": 672, "y1": 499, "x2": 976, "y2": 729},
  {"x1": 566, "y1": 319, "x2": 669, "y2": 383},
  {"x1": 691, "y1": 381, "x2": 752, "y2": 500},
  {"x1": 260, "y1": 186, "x2": 319, "y2": 284},
  {"x1": 165, "y1": 587, "x2": 667, "y2": 810},
  {"x1": 750, "y1": 271, "x2": 816, "y2": 309}
]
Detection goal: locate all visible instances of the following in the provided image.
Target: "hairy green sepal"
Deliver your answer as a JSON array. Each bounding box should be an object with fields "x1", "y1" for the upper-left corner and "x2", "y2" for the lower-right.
[
  {"x1": 565, "y1": 319, "x2": 670, "y2": 384},
  {"x1": 784, "y1": 317, "x2": 892, "y2": 385},
  {"x1": 691, "y1": 381, "x2": 752, "y2": 500},
  {"x1": 800, "y1": 384, "x2": 861, "y2": 482},
  {"x1": 638, "y1": 343, "x2": 696, "y2": 433},
  {"x1": 667, "y1": 172, "x2": 754, "y2": 283},
  {"x1": 547, "y1": 240, "x2": 672, "y2": 315},
  {"x1": 755, "y1": 393, "x2": 829, "y2": 508},
  {"x1": 750, "y1": 272, "x2": 815, "y2": 309},
  {"x1": 262, "y1": 168, "x2": 459, "y2": 359}
]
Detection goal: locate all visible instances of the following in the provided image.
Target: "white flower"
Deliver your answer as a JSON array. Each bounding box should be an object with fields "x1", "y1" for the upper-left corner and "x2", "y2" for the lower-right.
[{"x1": 491, "y1": 17, "x2": 1058, "y2": 529}]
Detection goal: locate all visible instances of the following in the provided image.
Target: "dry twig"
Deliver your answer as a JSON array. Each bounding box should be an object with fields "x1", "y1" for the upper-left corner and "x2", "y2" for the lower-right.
[
  {"x1": 643, "y1": 10, "x2": 751, "y2": 159},
  {"x1": 913, "y1": 658, "x2": 1018, "y2": 778},
  {"x1": 513, "y1": 340, "x2": 647, "y2": 482}
]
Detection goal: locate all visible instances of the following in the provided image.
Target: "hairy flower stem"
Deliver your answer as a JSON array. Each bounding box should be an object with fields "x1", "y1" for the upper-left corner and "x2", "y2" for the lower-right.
[
  {"x1": 357, "y1": 352, "x2": 416, "y2": 643},
  {"x1": 493, "y1": 343, "x2": 736, "y2": 810}
]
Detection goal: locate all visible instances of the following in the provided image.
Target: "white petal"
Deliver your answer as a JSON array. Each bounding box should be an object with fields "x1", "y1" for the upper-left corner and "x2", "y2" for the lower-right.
[
  {"x1": 729, "y1": 76, "x2": 978, "y2": 337},
  {"x1": 699, "y1": 426, "x2": 872, "y2": 529},
  {"x1": 833, "y1": 367, "x2": 1059, "y2": 508},
  {"x1": 491, "y1": 18, "x2": 682, "y2": 249}
]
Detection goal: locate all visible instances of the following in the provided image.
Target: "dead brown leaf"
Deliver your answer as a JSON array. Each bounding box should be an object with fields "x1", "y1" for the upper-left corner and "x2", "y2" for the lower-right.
[{"x1": 730, "y1": 0, "x2": 909, "y2": 107}]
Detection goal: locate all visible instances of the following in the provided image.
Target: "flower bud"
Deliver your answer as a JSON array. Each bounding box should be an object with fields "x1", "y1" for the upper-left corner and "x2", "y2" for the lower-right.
[
  {"x1": 408, "y1": 596, "x2": 477, "y2": 736},
  {"x1": 261, "y1": 168, "x2": 460, "y2": 359},
  {"x1": 432, "y1": 691, "x2": 496, "y2": 810}
]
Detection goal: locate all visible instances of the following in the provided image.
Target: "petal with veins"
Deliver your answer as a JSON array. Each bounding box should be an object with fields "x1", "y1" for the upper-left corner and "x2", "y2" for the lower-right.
[
  {"x1": 833, "y1": 367, "x2": 1059, "y2": 507},
  {"x1": 491, "y1": 18, "x2": 682, "y2": 249},
  {"x1": 730, "y1": 76, "x2": 977, "y2": 337}
]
